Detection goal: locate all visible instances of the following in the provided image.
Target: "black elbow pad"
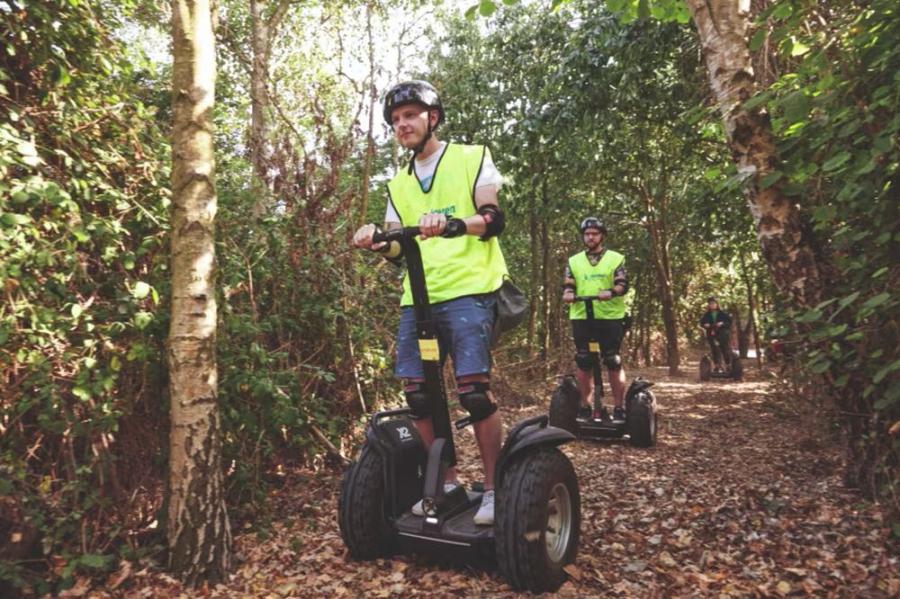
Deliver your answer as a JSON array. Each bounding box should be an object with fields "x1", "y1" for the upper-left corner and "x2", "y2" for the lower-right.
[{"x1": 477, "y1": 204, "x2": 505, "y2": 240}]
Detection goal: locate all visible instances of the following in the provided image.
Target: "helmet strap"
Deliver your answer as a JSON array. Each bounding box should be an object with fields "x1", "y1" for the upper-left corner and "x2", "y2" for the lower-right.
[{"x1": 407, "y1": 118, "x2": 434, "y2": 175}]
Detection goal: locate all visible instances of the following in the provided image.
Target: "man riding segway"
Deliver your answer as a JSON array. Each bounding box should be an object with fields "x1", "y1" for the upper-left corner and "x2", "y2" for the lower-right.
[
  {"x1": 698, "y1": 297, "x2": 742, "y2": 381},
  {"x1": 562, "y1": 217, "x2": 629, "y2": 421},
  {"x1": 550, "y1": 217, "x2": 656, "y2": 446},
  {"x1": 343, "y1": 80, "x2": 580, "y2": 592},
  {"x1": 352, "y1": 80, "x2": 505, "y2": 525},
  {"x1": 700, "y1": 297, "x2": 732, "y2": 372}
]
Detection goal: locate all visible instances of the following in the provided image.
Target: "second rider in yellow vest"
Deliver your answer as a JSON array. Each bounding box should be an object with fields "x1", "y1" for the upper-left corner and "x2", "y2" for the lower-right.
[{"x1": 562, "y1": 217, "x2": 630, "y2": 420}]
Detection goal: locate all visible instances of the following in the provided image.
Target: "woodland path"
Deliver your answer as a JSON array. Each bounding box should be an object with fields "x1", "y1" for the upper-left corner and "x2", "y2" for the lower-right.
[{"x1": 116, "y1": 362, "x2": 897, "y2": 598}]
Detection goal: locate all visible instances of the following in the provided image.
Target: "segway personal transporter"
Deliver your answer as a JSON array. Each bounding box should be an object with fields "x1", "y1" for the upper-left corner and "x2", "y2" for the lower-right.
[
  {"x1": 549, "y1": 296, "x2": 657, "y2": 447},
  {"x1": 699, "y1": 327, "x2": 743, "y2": 382},
  {"x1": 339, "y1": 225, "x2": 580, "y2": 593}
]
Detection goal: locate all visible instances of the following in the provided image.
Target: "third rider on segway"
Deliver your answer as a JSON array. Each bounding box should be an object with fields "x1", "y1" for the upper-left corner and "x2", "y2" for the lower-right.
[
  {"x1": 562, "y1": 217, "x2": 629, "y2": 421},
  {"x1": 699, "y1": 297, "x2": 733, "y2": 373}
]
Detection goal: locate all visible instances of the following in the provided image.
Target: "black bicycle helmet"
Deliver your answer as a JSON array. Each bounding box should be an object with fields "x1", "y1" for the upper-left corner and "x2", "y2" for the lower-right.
[
  {"x1": 579, "y1": 217, "x2": 607, "y2": 234},
  {"x1": 382, "y1": 80, "x2": 444, "y2": 127}
]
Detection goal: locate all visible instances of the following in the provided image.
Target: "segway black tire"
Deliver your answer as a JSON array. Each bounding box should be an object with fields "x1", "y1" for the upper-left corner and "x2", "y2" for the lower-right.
[
  {"x1": 626, "y1": 389, "x2": 657, "y2": 447},
  {"x1": 338, "y1": 444, "x2": 395, "y2": 559},
  {"x1": 699, "y1": 355, "x2": 712, "y2": 382},
  {"x1": 549, "y1": 376, "x2": 579, "y2": 434},
  {"x1": 496, "y1": 448, "x2": 580, "y2": 593},
  {"x1": 730, "y1": 354, "x2": 743, "y2": 381}
]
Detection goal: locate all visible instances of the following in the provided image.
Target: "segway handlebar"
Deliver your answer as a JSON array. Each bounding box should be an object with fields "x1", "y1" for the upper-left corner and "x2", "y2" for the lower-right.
[
  {"x1": 372, "y1": 220, "x2": 466, "y2": 244},
  {"x1": 575, "y1": 295, "x2": 606, "y2": 302}
]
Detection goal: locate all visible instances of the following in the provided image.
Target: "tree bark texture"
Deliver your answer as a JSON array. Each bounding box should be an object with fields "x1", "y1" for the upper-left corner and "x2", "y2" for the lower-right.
[
  {"x1": 358, "y1": 0, "x2": 377, "y2": 228},
  {"x1": 685, "y1": 0, "x2": 827, "y2": 307},
  {"x1": 643, "y1": 195, "x2": 680, "y2": 375},
  {"x1": 527, "y1": 187, "x2": 539, "y2": 356},
  {"x1": 250, "y1": 0, "x2": 273, "y2": 216},
  {"x1": 168, "y1": 0, "x2": 231, "y2": 585}
]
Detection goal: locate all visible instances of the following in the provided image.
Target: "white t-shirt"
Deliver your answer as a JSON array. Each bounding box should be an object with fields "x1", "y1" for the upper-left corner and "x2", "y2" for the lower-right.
[{"x1": 384, "y1": 142, "x2": 503, "y2": 223}]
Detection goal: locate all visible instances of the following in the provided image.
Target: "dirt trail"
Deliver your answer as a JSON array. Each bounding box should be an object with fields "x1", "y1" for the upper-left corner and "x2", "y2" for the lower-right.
[{"x1": 122, "y1": 363, "x2": 897, "y2": 598}]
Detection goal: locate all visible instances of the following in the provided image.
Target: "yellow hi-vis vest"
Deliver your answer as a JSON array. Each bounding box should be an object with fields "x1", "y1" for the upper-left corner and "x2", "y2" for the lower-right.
[
  {"x1": 387, "y1": 143, "x2": 508, "y2": 307},
  {"x1": 568, "y1": 249, "x2": 627, "y2": 320}
]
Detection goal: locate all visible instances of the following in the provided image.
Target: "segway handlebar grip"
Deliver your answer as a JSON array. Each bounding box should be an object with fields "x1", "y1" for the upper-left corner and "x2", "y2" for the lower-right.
[{"x1": 372, "y1": 226, "x2": 422, "y2": 244}]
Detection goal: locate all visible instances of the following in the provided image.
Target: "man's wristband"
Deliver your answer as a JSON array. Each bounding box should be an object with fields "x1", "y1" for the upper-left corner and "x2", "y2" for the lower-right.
[{"x1": 562, "y1": 283, "x2": 576, "y2": 292}]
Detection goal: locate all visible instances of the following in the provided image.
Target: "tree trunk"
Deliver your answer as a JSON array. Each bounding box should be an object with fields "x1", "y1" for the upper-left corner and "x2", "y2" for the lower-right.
[
  {"x1": 168, "y1": 0, "x2": 231, "y2": 584},
  {"x1": 739, "y1": 250, "x2": 764, "y2": 367},
  {"x1": 358, "y1": 1, "x2": 376, "y2": 228},
  {"x1": 684, "y1": 0, "x2": 827, "y2": 307},
  {"x1": 249, "y1": 0, "x2": 273, "y2": 217},
  {"x1": 540, "y1": 218, "x2": 550, "y2": 364},
  {"x1": 527, "y1": 187, "x2": 539, "y2": 357},
  {"x1": 732, "y1": 306, "x2": 751, "y2": 358},
  {"x1": 644, "y1": 198, "x2": 680, "y2": 375}
]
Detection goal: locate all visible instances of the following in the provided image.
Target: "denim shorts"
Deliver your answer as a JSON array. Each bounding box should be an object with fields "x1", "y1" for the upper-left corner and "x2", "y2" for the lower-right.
[{"x1": 395, "y1": 294, "x2": 496, "y2": 379}]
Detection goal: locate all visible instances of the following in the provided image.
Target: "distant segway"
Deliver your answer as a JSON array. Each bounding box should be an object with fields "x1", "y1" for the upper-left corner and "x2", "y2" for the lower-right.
[
  {"x1": 549, "y1": 296, "x2": 657, "y2": 447},
  {"x1": 339, "y1": 225, "x2": 580, "y2": 593},
  {"x1": 699, "y1": 329, "x2": 743, "y2": 382}
]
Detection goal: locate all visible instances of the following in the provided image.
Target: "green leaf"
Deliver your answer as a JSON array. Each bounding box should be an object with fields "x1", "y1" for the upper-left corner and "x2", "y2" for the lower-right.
[
  {"x1": 134, "y1": 311, "x2": 153, "y2": 330},
  {"x1": 749, "y1": 29, "x2": 767, "y2": 52},
  {"x1": 780, "y1": 91, "x2": 809, "y2": 123},
  {"x1": 1, "y1": 213, "x2": 32, "y2": 226},
  {"x1": 810, "y1": 359, "x2": 831, "y2": 374},
  {"x1": 822, "y1": 151, "x2": 851, "y2": 172},
  {"x1": 71, "y1": 304, "x2": 83, "y2": 318},
  {"x1": 873, "y1": 360, "x2": 900, "y2": 384},
  {"x1": 78, "y1": 553, "x2": 112, "y2": 569},
  {"x1": 790, "y1": 39, "x2": 810, "y2": 56},
  {"x1": 132, "y1": 281, "x2": 151, "y2": 300},
  {"x1": 479, "y1": 0, "x2": 497, "y2": 17},
  {"x1": 742, "y1": 92, "x2": 770, "y2": 111},
  {"x1": 73, "y1": 386, "x2": 91, "y2": 401},
  {"x1": 16, "y1": 141, "x2": 37, "y2": 157},
  {"x1": 638, "y1": 0, "x2": 650, "y2": 19},
  {"x1": 759, "y1": 171, "x2": 782, "y2": 189},
  {"x1": 772, "y1": 2, "x2": 793, "y2": 19},
  {"x1": 862, "y1": 292, "x2": 891, "y2": 310}
]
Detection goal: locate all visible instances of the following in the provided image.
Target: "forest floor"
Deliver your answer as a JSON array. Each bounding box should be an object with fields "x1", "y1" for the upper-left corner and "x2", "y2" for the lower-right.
[{"x1": 107, "y1": 361, "x2": 897, "y2": 598}]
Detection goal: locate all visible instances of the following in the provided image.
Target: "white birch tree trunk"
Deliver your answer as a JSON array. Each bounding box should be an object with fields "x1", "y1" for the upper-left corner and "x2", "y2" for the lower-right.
[
  {"x1": 685, "y1": 0, "x2": 827, "y2": 307},
  {"x1": 168, "y1": 0, "x2": 231, "y2": 584}
]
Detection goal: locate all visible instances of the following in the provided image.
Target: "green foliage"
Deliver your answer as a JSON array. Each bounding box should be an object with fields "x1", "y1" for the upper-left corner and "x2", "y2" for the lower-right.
[
  {"x1": 741, "y1": 0, "x2": 899, "y2": 507},
  {"x1": 1, "y1": 0, "x2": 170, "y2": 593},
  {"x1": 430, "y1": 1, "x2": 754, "y2": 359}
]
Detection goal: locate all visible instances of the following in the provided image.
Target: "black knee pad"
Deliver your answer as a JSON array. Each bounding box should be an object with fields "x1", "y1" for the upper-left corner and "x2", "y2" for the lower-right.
[
  {"x1": 457, "y1": 381, "x2": 497, "y2": 424},
  {"x1": 575, "y1": 351, "x2": 595, "y2": 371},
  {"x1": 602, "y1": 354, "x2": 623, "y2": 371},
  {"x1": 403, "y1": 381, "x2": 431, "y2": 420}
]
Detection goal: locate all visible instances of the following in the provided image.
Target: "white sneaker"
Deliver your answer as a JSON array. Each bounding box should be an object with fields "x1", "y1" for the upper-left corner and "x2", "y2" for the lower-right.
[
  {"x1": 473, "y1": 489, "x2": 495, "y2": 526},
  {"x1": 412, "y1": 482, "x2": 459, "y2": 516}
]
